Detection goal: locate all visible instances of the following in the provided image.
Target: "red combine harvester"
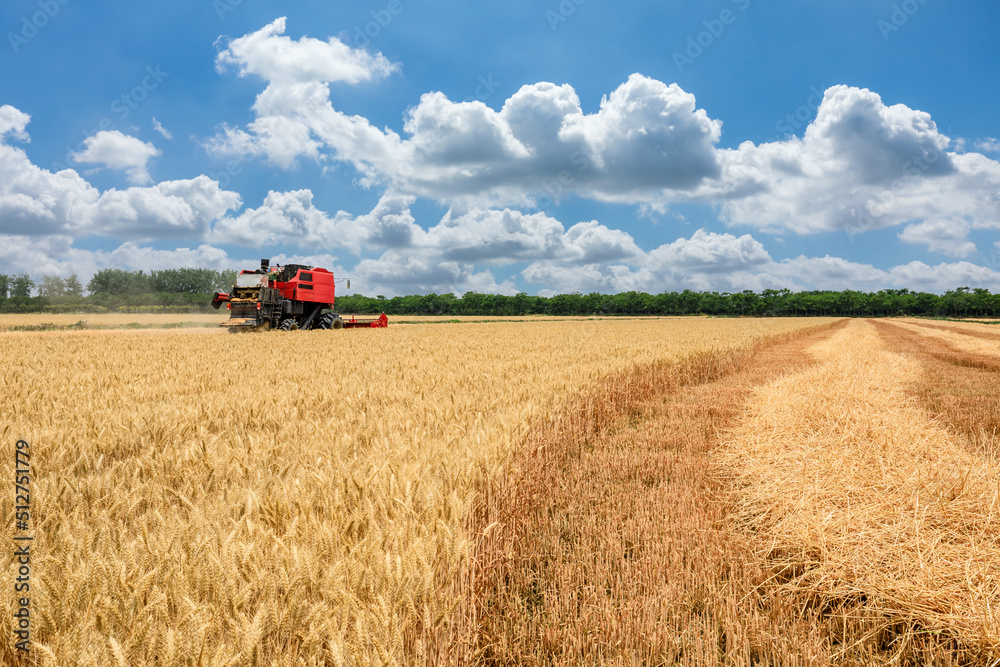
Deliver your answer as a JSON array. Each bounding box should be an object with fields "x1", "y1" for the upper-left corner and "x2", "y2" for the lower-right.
[{"x1": 211, "y1": 259, "x2": 388, "y2": 332}]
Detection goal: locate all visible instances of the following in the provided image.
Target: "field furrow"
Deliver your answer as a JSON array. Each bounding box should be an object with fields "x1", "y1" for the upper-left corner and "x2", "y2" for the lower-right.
[
  {"x1": 888, "y1": 320, "x2": 1000, "y2": 358},
  {"x1": 908, "y1": 321, "x2": 1000, "y2": 342},
  {"x1": 721, "y1": 320, "x2": 1000, "y2": 662},
  {"x1": 875, "y1": 320, "x2": 1000, "y2": 471},
  {"x1": 463, "y1": 321, "x2": 848, "y2": 665}
]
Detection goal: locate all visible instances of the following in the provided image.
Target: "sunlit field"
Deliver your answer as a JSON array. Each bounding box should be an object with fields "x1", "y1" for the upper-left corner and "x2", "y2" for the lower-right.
[
  {"x1": 0, "y1": 312, "x2": 224, "y2": 328},
  {"x1": 0, "y1": 312, "x2": 700, "y2": 331},
  {"x1": 6, "y1": 316, "x2": 999, "y2": 664},
  {"x1": 470, "y1": 318, "x2": 1000, "y2": 664},
  {"x1": 0, "y1": 318, "x2": 822, "y2": 665}
]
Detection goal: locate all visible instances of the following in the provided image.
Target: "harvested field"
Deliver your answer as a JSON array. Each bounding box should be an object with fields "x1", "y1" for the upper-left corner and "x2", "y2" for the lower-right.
[
  {"x1": 889, "y1": 320, "x2": 1000, "y2": 357},
  {"x1": 0, "y1": 312, "x2": 693, "y2": 332},
  {"x1": 468, "y1": 318, "x2": 1000, "y2": 664},
  {"x1": 719, "y1": 320, "x2": 1000, "y2": 662},
  {"x1": 912, "y1": 320, "x2": 1000, "y2": 338},
  {"x1": 876, "y1": 320, "x2": 1000, "y2": 461},
  {"x1": 464, "y1": 320, "x2": 850, "y2": 665},
  {"x1": 0, "y1": 318, "x2": 823, "y2": 665}
]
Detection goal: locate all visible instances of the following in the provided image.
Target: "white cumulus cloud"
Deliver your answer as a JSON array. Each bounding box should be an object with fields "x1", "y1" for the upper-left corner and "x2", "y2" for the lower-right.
[
  {"x1": 974, "y1": 137, "x2": 1000, "y2": 154},
  {"x1": 207, "y1": 23, "x2": 723, "y2": 204},
  {"x1": 208, "y1": 17, "x2": 402, "y2": 170},
  {"x1": 0, "y1": 107, "x2": 241, "y2": 240},
  {"x1": 0, "y1": 105, "x2": 30, "y2": 142},
  {"x1": 71, "y1": 130, "x2": 161, "y2": 184},
  {"x1": 92, "y1": 176, "x2": 242, "y2": 239},
  {"x1": 898, "y1": 218, "x2": 977, "y2": 258},
  {"x1": 211, "y1": 190, "x2": 420, "y2": 253},
  {"x1": 215, "y1": 17, "x2": 398, "y2": 84},
  {"x1": 206, "y1": 26, "x2": 1000, "y2": 257},
  {"x1": 712, "y1": 86, "x2": 1000, "y2": 242}
]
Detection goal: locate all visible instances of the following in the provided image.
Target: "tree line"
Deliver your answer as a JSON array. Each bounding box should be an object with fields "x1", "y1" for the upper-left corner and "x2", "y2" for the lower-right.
[
  {"x1": 336, "y1": 287, "x2": 1000, "y2": 319},
  {"x1": 0, "y1": 268, "x2": 997, "y2": 318},
  {"x1": 0, "y1": 268, "x2": 236, "y2": 313}
]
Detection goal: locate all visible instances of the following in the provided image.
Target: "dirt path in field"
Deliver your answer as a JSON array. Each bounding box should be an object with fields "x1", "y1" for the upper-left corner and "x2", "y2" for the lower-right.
[{"x1": 459, "y1": 319, "x2": 1000, "y2": 665}]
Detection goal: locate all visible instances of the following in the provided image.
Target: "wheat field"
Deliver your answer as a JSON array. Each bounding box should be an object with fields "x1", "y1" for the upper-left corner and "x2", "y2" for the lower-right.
[
  {"x1": 5, "y1": 316, "x2": 999, "y2": 664},
  {"x1": 0, "y1": 313, "x2": 226, "y2": 328},
  {"x1": 0, "y1": 313, "x2": 679, "y2": 331},
  {"x1": 0, "y1": 317, "x2": 823, "y2": 665},
  {"x1": 463, "y1": 318, "x2": 1000, "y2": 665}
]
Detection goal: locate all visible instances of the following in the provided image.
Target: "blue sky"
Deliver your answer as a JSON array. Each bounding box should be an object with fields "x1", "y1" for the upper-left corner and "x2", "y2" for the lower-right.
[{"x1": 1, "y1": 0, "x2": 999, "y2": 296}]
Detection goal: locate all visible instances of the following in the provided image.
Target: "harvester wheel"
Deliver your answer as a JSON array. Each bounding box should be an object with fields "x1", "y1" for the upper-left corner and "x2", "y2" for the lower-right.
[
  {"x1": 332, "y1": 317, "x2": 344, "y2": 330},
  {"x1": 318, "y1": 313, "x2": 333, "y2": 329},
  {"x1": 279, "y1": 318, "x2": 299, "y2": 331}
]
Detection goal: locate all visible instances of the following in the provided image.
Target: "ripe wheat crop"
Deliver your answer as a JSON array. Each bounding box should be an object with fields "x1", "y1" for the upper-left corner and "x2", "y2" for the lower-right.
[
  {"x1": 0, "y1": 313, "x2": 224, "y2": 329},
  {"x1": 0, "y1": 318, "x2": 820, "y2": 665}
]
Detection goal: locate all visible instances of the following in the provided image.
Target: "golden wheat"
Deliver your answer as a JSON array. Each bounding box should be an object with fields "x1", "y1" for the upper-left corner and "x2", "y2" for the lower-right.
[
  {"x1": 720, "y1": 320, "x2": 1000, "y2": 658},
  {"x1": 0, "y1": 317, "x2": 821, "y2": 665},
  {"x1": 0, "y1": 312, "x2": 704, "y2": 329},
  {"x1": 0, "y1": 313, "x2": 225, "y2": 328},
  {"x1": 889, "y1": 319, "x2": 1000, "y2": 357},
  {"x1": 464, "y1": 320, "x2": 851, "y2": 665},
  {"x1": 877, "y1": 320, "x2": 1000, "y2": 464}
]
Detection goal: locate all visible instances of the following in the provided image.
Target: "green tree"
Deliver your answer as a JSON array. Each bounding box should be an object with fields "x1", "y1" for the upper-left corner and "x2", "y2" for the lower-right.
[
  {"x1": 548, "y1": 293, "x2": 582, "y2": 315},
  {"x1": 461, "y1": 292, "x2": 484, "y2": 316},
  {"x1": 148, "y1": 268, "x2": 223, "y2": 294},
  {"x1": 214, "y1": 269, "x2": 238, "y2": 292},
  {"x1": 728, "y1": 290, "x2": 756, "y2": 316},
  {"x1": 943, "y1": 287, "x2": 972, "y2": 317},
  {"x1": 88, "y1": 269, "x2": 149, "y2": 295},
  {"x1": 39, "y1": 274, "x2": 66, "y2": 297},
  {"x1": 9, "y1": 273, "x2": 34, "y2": 298},
  {"x1": 64, "y1": 274, "x2": 84, "y2": 297},
  {"x1": 509, "y1": 292, "x2": 530, "y2": 315},
  {"x1": 0, "y1": 274, "x2": 8, "y2": 299}
]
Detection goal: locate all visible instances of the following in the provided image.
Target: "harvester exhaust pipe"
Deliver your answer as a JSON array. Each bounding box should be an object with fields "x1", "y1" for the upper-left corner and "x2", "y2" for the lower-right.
[{"x1": 260, "y1": 258, "x2": 270, "y2": 272}]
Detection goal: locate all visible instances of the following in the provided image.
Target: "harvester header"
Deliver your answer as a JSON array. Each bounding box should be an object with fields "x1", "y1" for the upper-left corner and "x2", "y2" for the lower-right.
[{"x1": 212, "y1": 259, "x2": 387, "y2": 332}]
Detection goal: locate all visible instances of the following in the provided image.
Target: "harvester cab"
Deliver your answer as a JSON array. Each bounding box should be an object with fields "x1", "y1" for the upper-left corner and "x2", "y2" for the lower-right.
[{"x1": 212, "y1": 259, "x2": 387, "y2": 332}]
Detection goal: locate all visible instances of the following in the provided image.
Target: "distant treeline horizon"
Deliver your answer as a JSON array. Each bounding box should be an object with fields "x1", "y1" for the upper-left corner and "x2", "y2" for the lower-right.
[{"x1": 0, "y1": 268, "x2": 997, "y2": 318}]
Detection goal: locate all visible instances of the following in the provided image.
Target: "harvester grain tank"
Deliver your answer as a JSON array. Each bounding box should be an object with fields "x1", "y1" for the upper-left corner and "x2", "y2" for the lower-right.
[{"x1": 211, "y1": 259, "x2": 388, "y2": 332}]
